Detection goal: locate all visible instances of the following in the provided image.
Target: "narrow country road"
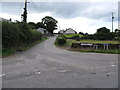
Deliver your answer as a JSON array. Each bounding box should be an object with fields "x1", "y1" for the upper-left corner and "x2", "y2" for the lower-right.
[{"x1": 2, "y1": 37, "x2": 118, "y2": 88}]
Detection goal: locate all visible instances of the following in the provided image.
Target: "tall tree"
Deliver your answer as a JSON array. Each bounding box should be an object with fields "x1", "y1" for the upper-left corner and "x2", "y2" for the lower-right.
[
  {"x1": 28, "y1": 22, "x2": 36, "y2": 29},
  {"x1": 35, "y1": 22, "x2": 45, "y2": 29},
  {"x1": 42, "y1": 16, "x2": 58, "y2": 34},
  {"x1": 95, "y1": 27, "x2": 115, "y2": 40}
]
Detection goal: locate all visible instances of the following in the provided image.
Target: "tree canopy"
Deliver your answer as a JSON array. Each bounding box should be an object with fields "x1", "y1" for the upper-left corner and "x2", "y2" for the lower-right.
[
  {"x1": 42, "y1": 16, "x2": 58, "y2": 34},
  {"x1": 94, "y1": 27, "x2": 115, "y2": 40},
  {"x1": 35, "y1": 22, "x2": 45, "y2": 29}
]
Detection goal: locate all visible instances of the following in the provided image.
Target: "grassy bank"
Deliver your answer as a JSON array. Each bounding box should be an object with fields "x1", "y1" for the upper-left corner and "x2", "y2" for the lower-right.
[
  {"x1": 2, "y1": 37, "x2": 48, "y2": 57},
  {"x1": 64, "y1": 34, "x2": 83, "y2": 38},
  {"x1": 2, "y1": 21, "x2": 48, "y2": 57},
  {"x1": 67, "y1": 39, "x2": 118, "y2": 45},
  {"x1": 79, "y1": 49, "x2": 120, "y2": 54},
  {"x1": 55, "y1": 35, "x2": 119, "y2": 54},
  {"x1": 68, "y1": 48, "x2": 120, "y2": 54}
]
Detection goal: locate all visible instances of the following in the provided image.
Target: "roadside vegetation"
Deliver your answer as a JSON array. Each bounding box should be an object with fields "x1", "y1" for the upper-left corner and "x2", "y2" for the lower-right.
[
  {"x1": 2, "y1": 37, "x2": 48, "y2": 57},
  {"x1": 54, "y1": 34, "x2": 67, "y2": 46},
  {"x1": 79, "y1": 49, "x2": 120, "y2": 54},
  {"x1": 2, "y1": 21, "x2": 44, "y2": 57},
  {"x1": 2, "y1": 16, "x2": 58, "y2": 57},
  {"x1": 55, "y1": 27, "x2": 120, "y2": 54},
  {"x1": 67, "y1": 39, "x2": 118, "y2": 45},
  {"x1": 64, "y1": 34, "x2": 83, "y2": 38}
]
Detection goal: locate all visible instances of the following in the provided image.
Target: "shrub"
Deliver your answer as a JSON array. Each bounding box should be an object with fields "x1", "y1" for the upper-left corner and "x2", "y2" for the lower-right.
[
  {"x1": 70, "y1": 35, "x2": 80, "y2": 41},
  {"x1": 31, "y1": 30, "x2": 42, "y2": 41},
  {"x1": 94, "y1": 27, "x2": 115, "y2": 40},
  {"x1": 81, "y1": 35, "x2": 94, "y2": 40},
  {"x1": 2, "y1": 21, "x2": 42, "y2": 48},
  {"x1": 2, "y1": 21, "x2": 22, "y2": 48},
  {"x1": 55, "y1": 35, "x2": 66, "y2": 45},
  {"x1": 18, "y1": 23, "x2": 33, "y2": 44}
]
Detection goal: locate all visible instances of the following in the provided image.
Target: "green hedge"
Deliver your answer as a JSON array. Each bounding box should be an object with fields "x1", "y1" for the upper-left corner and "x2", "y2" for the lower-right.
[
  {"x1": 55, "y1": 34, "x2": 66, "y2": 45},
  {"x1": 2, "y1": 21, "x2": 22, "y2": 48},
  {"x1": 2, "y1": 21, "x2": 42, "y2": 48}
]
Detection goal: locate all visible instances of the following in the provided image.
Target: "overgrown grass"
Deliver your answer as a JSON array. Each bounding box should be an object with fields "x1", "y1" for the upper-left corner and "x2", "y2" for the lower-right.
[
  {"x1": 2, "y1": 37, "x2": 48, "y2": 57},
  {"x1": 54, "y1": 34, "x2": 67, "y2": 46},
  {"x1": 2, "y1": 48, "x2": 15, "y2": 57},
  {"x1": 67, "y1": 39, "x2": 118, "y2": 45},
  {"x1": 55, "y1": 35, "x2": 119, "y2": 54},
  {"x1": 17, "y1": 37, "x2": 48, "y2": 51},
  {"x1": 64, "y1": 34, "x2": 83, "y2": 38},
  {"x1": 79, "y1": 49, "x2": 120, "y2": 54},
  {"x1": 2, "y1": 21, "x2": 47, "y2": 57},
  {"x1": 55, "y1": 40, "x2": 70, "y2": 47}
]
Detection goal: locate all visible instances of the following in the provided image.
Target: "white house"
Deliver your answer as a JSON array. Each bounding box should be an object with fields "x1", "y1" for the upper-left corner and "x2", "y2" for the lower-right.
[
  {"x1": 37, "y1": 27, "x2": 48, "y2": 34},
  {"x1": 64, "y1": 28, "x2": 77, "y2": 34}
]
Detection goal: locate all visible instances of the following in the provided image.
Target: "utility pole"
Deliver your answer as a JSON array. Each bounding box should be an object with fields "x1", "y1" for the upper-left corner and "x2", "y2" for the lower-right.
[
  {"x1": 21, "y1": 0, "x2": 28, "y2": 23},
  {"x1": 112, "y1": 12, "x2": 114, "y2": 32}
]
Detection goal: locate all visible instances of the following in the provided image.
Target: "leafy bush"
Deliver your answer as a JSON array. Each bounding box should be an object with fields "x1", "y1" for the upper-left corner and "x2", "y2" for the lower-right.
[
  {"x1": 55, "y1": 35, "x2": 66, "y2": 45},
  {"x1": 31, "y1": 30, "x2": 42, "y2": 41},
  {"x1": 81, "y1": 35, "x2": 94, "y2": 40},
  {"x1": 94, "y1": 27, "x2": 115, "y2": 40},
  {"x1": 2, "y1": 21, "x2": 42, "y2": 48},
  {"x1": 70, "y1": 35, "x2": 80, "y2": 41},
  {"x1": 2, "y1": 21, "x2": 22, "y2": 48}
]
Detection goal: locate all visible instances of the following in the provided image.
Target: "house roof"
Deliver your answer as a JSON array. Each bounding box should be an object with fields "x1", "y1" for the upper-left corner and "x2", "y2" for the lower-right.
[
  {"x1": 37, "y1": 27, "x2": 48, "y2": 34},
  {"x1": 37, "y1": 27, "x2": 46, "y2": 31},
  {"x1": 65, "y1": 28, "x2": 77, "y2": 34}
]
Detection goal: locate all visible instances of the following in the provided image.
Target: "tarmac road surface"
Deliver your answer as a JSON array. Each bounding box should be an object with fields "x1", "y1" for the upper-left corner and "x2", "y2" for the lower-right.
[{"x1": 2, "y1": 37, "x2": 118, "y2": 88}]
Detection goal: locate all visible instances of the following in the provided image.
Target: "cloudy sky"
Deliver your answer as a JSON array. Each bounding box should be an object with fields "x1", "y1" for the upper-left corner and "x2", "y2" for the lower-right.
[{"x1": 0, "y1": 0, "x2": 119, "y2": 34}]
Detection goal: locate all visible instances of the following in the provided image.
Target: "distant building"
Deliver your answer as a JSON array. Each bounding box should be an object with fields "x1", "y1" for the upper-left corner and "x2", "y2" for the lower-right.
[
  {"x1": 37, "y1": 27, "x2": 48, "y2": 34},
  {"x1": 64, "y1": 28, "x2": 77, "y2": 34}
]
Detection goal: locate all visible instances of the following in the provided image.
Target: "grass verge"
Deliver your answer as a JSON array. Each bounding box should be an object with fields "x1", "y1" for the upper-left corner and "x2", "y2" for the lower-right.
[
  {"x1": 55, "y1": 37, "x2": 119, "y2": 54},
  {"x1": 79, "y1": 49, "x2": 120, "y2": 54},
  {"x1": 2, "y1": 37, "x2": 48, "y2": 57},
  {"x1": 64, "y1": 34, "x2": 83, "y2": 38},
  {"x1": 68, "y1": 39, "x2": 118, "y2": 44}
]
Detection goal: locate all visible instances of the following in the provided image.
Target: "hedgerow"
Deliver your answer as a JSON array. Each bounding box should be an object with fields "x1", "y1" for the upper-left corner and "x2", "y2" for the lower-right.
[{"x1": 2, "y1": 21, "x2": 42, "y2": 48}]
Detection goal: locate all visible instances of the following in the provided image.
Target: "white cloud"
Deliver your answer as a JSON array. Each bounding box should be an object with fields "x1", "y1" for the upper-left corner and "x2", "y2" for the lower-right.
[
  {"x1": 0, "y1": 13, "x2": 20, "y2": 22},
  {"x1": 1, "y1": 12, "x2": 118, "y2": 34},
  {"x1": 27, "y1": 12, "x2": 52, "y2": 23},
  {"x1": 57, "y1": 17, "x2": 95, "y2": 33},
  {"x1": 57, "y1": 17, "x2": 118, "y2": 34}
]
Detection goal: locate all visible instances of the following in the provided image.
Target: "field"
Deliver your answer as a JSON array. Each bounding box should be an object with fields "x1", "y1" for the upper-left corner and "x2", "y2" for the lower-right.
[
  {"x1": 64, "y1": 34, "x2": 83, "y2": 38},
  {"x1": 2, "y1": 37, "x2": 48, "y2": 57},
  {"x1": 55, "y1": 35, "x2": 119, "y2": 54},
  {"x1": 63, "y1": 34, "x2": 118, "y2": 44},
  {"x1": 67, "y1": 39, "x2": 118, "y2": 45}
]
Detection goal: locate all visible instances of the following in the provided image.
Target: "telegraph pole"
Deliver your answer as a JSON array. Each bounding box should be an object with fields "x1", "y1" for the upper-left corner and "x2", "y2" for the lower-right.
[
  {"x1": 112, "y1": 12, "x2": 114, "y2": 32},
  {"x1": 21, "y1": 0, "x2": 28, "y2": 23}
]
